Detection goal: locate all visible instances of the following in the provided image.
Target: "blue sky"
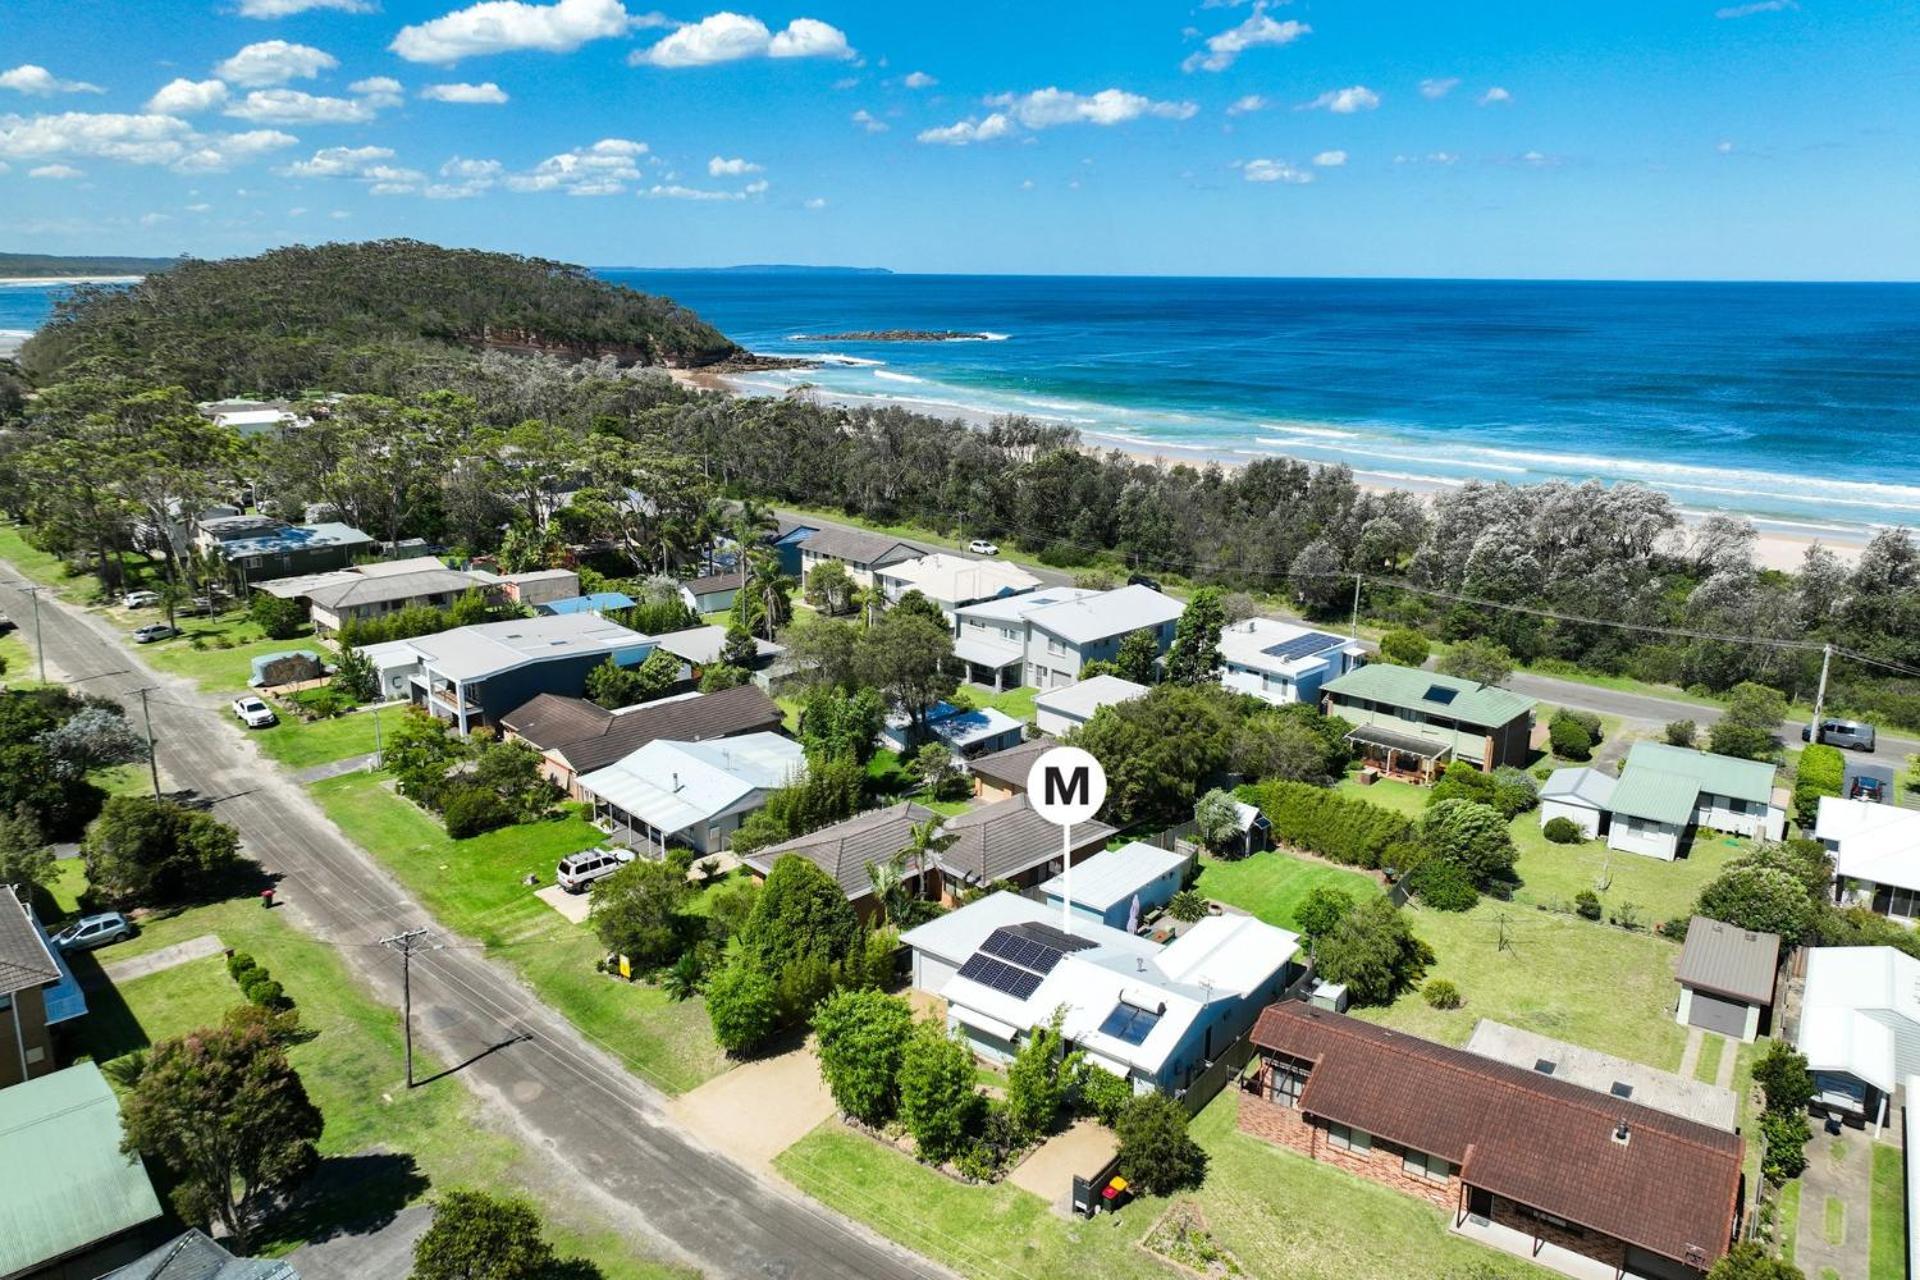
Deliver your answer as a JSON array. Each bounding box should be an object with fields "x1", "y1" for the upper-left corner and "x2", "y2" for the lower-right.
[{"x1": 2, "y1": 0, "x2": 1916, "y2": 278}]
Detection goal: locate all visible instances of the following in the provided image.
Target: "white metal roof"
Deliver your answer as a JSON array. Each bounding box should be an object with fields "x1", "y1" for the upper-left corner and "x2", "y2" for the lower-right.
[
  {"x1": 1039, "y1": 840, "x2": 1187, "y2": 912},
  {"x1": 1817, "y1": 797, "x2": 1920, "y2": 893},
  {"x1": 407, "y1": 613, "x2": 651, "y2": 682},
  {"x1": 955, "y1": 586, "x2": 1098, "y2": 626},
  {"x1": 576, "y1": 732, "x2": 805, "y2": 835},
  {"x1": 1032, "y1": 674, "x2": 1149, "y2": 721},
  {"x1": 1026, "y1": 585, "x2": 1183, "y2": 646},
  {"x1": 1217, "y1": 617, "x2": 1351, "y2": 676},
  {"x1": 1797, "y1": 946, "x2": 1920, "y2": 1093},
  {"x1": 1153, "y1": 914, "x2": 1300, "y2": 998},
  {"x1": 1542, "y1": 766, "x2": 1618, "y2": 809},
  {"x1": 1800, "y1": 1007, "x2": 1897, "y2": 1094},
  {"x1": 877, "y1": 553, "x2": 1040, "y2": 605},
  {"x1": 900, "y1": 889, "x2": 1062, "y2": 965}
]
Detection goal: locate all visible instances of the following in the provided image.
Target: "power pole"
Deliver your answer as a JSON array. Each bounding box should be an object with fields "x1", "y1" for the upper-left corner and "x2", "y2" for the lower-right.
[
  {"x1": 380, "y1": 928, "x2": 434, "y2": 1087},
  {"x1": 134, "y1": 688, "x2": 161, "y2": 799},
  {"x1": 1349, "y1": 572, "x2": 1363, "y2": 640},
  {"x1": 1809, "y1": 642, "x2": 1833, "y2": 741}
]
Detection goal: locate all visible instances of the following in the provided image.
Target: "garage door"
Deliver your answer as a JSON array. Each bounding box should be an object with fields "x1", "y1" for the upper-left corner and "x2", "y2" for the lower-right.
[{"x1": 1687, "y1": 989, "x2": 1749, "y2": 1037}]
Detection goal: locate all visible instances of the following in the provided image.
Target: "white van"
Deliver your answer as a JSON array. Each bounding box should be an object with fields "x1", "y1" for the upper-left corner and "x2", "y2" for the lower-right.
[{"x1": 556, "y1": 847, "x2": 636, "y2": 894}]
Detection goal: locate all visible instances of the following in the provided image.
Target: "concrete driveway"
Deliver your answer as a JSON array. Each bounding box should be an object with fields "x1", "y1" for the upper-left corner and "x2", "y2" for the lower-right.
[{"x1": 286, "y1": 1204, "x2": 433, "y2": 1280}]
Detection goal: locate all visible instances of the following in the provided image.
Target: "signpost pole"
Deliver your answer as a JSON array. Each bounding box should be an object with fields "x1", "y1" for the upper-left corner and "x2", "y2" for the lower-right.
[{"x1": 1061, "y1": 821, "x2": 1072, "y2": 935}]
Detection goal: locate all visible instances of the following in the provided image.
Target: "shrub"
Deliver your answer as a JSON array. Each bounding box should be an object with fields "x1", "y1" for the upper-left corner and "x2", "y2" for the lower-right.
[
  {"x1": 441, "y1": 785, "x2": 512, "y2": 839},
  {"x1": 1377, "y1": 629, "x2": 1431, "y2": 667},
  {"x1": 1421, "y1": 978, "x2": 1462, "y2": 1010},
  {"x1": 1073, "y1": 1062, "x2": 1135, "y2": 1127},
  {"x1": 1792, "y1": 743, "x2": 1846, "y2": 827},
  {"x1": 706, "y1": 960, "x2": 779, "y2": 1055},
  {"x1": 1314, "y1": 897, "x2": 1432, "y2": 1005},
  {"x1": 1548, "y1": 713, "x2": 1594, "y2": 761},
  {"x1": 898, "y1": 1024, "x2": 980, "y2": 1164},
  {"x1": 243, "y1": 976, "x2": 287, "y2": 1009},
  {"x1": 226, "y1": 950, "x2": 258, "y2": 982},
  {"x1": 1409, "y1": 858, "x2": 1479, "y2": 911},
  {"x1": 1115, "y1": 1094, "x2": 1208, "y2": 1196},
  {"x1": 1167, "y1": 889, "x2": 1208, "y2": 923},
  {"x1": 811, "y1": 989, "x2": 914, "y2": 1127},
  {"x1": 290, "y1": 687, "x2": 355, "y2": 719},
  {"x1": 1758, "y1": 1108, "x2": 1811, "y2": 1183},
  {"x1": 1006, "y1": 1013, "x2": 1080, "y2": 1142},
  {"x1": 1542, "y1": 816, "x2": 1585, "y2": 844},
  {"x1": 1415, "y1": 799, "x2": 1517, "y2": 883},
  {"x1": 1664, "y1": 720, "x2": 1697, "y2": 748},
  {"x1": 1489, "y1": 766, "x2": 1540, "y2": 817},
  {"x1": 1239, "y1": 780, "x2": 1412, "y2": 869},
  {"x1": 1573, "y1": 888, "x2": 1603, "y2": 921}
]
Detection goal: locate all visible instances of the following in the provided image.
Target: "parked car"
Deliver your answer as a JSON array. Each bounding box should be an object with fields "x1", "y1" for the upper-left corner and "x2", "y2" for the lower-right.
[
  {"x1": 231, "y1": 695, "x2": 278, "y2": 728},
  {"x1": 0, "y1": 611, "x2": 12, "y2": 633},
  {"x1": 52, "y1": 912, "x2": 135, "y2": 952},
  {"x1": 556, "y1": 846, "x2": 636, "y2": 894},
  {"x1": 967, "y1": 538, "x2": 1000, "y2": 556},
  {"x1": 121, "y1": 589, "x2": 161, "y2": 609},
  {"x1": 132, "y1": 623, "x2": 179, "y2": 644},
  {"x1": 1127, "y1": 572, "x2": 1163, "y2": 592},
  {"x1": 1803, "y1": 718, "x2": 1877, "y2": 751},
  {"x1": 1851, "y1": 774, "x2": 1888, "y2": 802}
]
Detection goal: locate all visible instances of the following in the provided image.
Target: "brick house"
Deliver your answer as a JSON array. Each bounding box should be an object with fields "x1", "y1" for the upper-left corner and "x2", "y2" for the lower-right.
[{"x1": 1242, "y1": 1003, "x2": 1742, "y2": 1280}]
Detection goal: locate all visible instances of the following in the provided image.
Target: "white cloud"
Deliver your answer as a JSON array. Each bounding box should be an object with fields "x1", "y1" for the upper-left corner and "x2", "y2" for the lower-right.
[
  {"x1": 1418, "y1": 76, "x2": 1459, "y2": 100},
  {"x1": 1, "y1": 65, "x2": 106, "y2": 97},
  {"x1": 239, "y1": 0, "x2": 377, "y2": 15},
  {"x1": 147, "y1": 78, "x2": 230, "y2": 115},
  {"x1": 901, "y1": 70, "x2": 935, "y2": 89},
  {"x1": 226, "y1": 89, "x2": 377, "y2": 124},
  {"x1": 850, "y1": 108, "x2": 887, "y2": 133},
  {"x1": 442, "y1": 155, "x2": 504, "y2": 178},
  {"x1": 1312, "y1": 149, "x2": 1346, "y2": 167},
  {"x1": 283, "y1": 144, "x2": 395, "y2": 176},
  {"x1": 1516, "y1": 149, "x2": 1560, "y2": 167},
  {"x1": 392, "y1": 0, "x2": 635, "y2": 63},
  {"x1": 1394, "y1": 150, "x2": 1459, "y2": 166},
  {"x1": 1716, "y1": 139, "x2": 1736, "y2": 154},
  {"x1": 426, "y1": 158, "x2": 501, "y2": 197},
  {"x1": 187, "y1": 202, "x2": 212, "y2": 212},
  {"x1": 0, "y1": 112, "x2": 195, "y2": 166},
  {"x1": 420, "y1": 81, "x2": 509, "y2": 103},
  {"x1": 139, "y1": 212, "x2": 171, "y2": 225},
  {"x1": 1182, "y1": 13, "x2": 1309, "y2": 73},
  {"x1": 803, "y1": 195, "x2": 826, "y2": 209},
  {"x1": 634, "y1": 13, "x2": 853, "y2": 67},
  {"x1": 1478, "y1": 86, "x2": 1512, "y2": 105},
  {"x1": 708, "y1": 154, "x2": 761, "y2": 175},
  {"x1": 28, "y1": 163, "x2": 83, "y2": 180},
  {"x1": 1717, "y1": 0, "x2": 1796, "y2": 16},
  {"x1": 986, "y1": 87, "x2": 1197, "y2": 128},
  {"x1": 171, "y1": 127, "x2": 300, "y2": 172},
  {"x1": 507, "y1": 136, "x2": 648, "y2": 194},
  {"x1": 1299, "y1": 85, "x2": 1379, "y2": 114},
  {"x1": 642, "y1": 182, "x2": 744, "y2": 200},
  {"x1": 1241, "y1": 157, "x2": 1312, "y2": 184},
  {"x1": 916, "y1": 113, "x2": 1011, "y2": 145},
  {"x1": 743, "y1": 177, "x2": 768, "y2": 193},
  {"x1": 329, "y1": 209, "x2": 351, "y2": 218},
  {"x1": 349, "y1": 76, "x2": 405, "y2": 107},
  {"x1": 1225, "y1": 94, "x2": 1266, "y2": 116},
  {"x1": 216, "y1": 41, "x2": 338, "y2": 88},
  {"x1": 831, "y1": 75, "x2": 858, "y2": 90}
]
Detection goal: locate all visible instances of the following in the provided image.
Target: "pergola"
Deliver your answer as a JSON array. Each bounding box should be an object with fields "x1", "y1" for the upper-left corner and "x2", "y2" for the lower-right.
[{"x1": 1346, "y1": 724, "x2": 1454, "y2": 782}]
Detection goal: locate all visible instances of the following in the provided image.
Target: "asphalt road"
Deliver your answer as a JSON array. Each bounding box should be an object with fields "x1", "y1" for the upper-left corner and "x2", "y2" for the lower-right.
[{"x1": 0, "y1": 570, "x2": 944, "y2": 1280}]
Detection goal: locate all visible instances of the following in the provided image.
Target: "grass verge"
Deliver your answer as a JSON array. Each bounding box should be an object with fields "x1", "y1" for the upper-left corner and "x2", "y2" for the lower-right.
[
  {"x1": 1872, "y1": 1143, "x2": 1905, "y2": 1280},
  {"x1": 254, "y1": 709, "x2": 385, "y2": 769}
]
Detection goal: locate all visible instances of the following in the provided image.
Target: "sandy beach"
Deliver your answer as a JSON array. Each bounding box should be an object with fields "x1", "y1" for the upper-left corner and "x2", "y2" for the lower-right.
[{"x1": 673, "y1": 367, "x2": 1865, "y2": 573}]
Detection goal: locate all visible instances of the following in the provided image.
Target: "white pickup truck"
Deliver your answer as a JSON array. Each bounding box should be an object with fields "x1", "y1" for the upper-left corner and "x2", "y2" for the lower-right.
[{"x1": 231, "y1": 695, "x2": 278, "y2": 728}]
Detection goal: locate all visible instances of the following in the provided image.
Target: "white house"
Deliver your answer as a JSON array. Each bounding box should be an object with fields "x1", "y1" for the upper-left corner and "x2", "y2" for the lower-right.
[
  {"x1": 873, "y1": 553, "x2": 1040, "y2": 624},
  {"x1": 1796, "y1": 946, "x2": 1920, "y2": 1131},
  {"x1": 1539, "y1": 766, "x2": 1618, "y2": 839},
  {"x1": 1217, "y1": 618, "x2": 1365, "y2": 706},
  {"x1": 1603, "y1": 742, "x2": 1785, "y2": 861},
  {"x1": 951, "y1": 587, "x2": 1099, "y2": 690},
  {"x1": 795, "y1": 527, "x2": 927, "y2": 587},
  {"x1": 900, "y1": 891, "x2": 1299, "y2": 1095},
  {"x1": 1022, "y1": 585, "x2": 1183, "y2": 692},
  {"x1": 577, "y1": 732, "x2": 806, "y2": 856},
  {"x1": 878, "y1": 701, "x2": 1025, "y2": 761},
  {"x1": 1815, "y1": 796, "x2": 1920, "y2": 923},
  {"x1": 1033, "y1": 674, "x2": 1149, "y2": 736}
]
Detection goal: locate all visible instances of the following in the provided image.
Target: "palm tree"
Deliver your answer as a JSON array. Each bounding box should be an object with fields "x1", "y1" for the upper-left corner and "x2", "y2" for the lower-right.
[
  {"x1": 743, "y1": 551, "x2": 794, "y2": 642},
  {"x1": 866, "y1": 850, "x2": 910, "y2": 927},
  {"x1": 731, "y1": 497, "x2": 778, "y2": 554},
  {"x1": 897, "y1": 816, "x2": 954, "y2": 911}
]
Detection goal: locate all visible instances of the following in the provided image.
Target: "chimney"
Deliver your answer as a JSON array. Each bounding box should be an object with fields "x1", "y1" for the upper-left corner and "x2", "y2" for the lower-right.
[
  {"x1": 672, "y1": 771, "x2": 683, "y2": 793},
  {"x1": 1613, "y1": 1119, "x2": 1630, "y2": 1145}
]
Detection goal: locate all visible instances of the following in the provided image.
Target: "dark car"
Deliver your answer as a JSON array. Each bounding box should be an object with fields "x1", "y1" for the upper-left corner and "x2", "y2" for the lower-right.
[
  {"x1": 1126, "y1": 573, "x2": 1163, "y2": 592},
  {"x1": 1851, "y1": 775, "x2": 1888, "y2": 802}
]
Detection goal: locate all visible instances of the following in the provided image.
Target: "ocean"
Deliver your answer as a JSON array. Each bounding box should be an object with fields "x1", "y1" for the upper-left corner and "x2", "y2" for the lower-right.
[{"x1": 9, "y1": 272, "x2": 1919, "y2": 535}]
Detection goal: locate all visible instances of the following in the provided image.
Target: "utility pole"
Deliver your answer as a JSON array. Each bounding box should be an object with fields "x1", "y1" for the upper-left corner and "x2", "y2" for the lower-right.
[
  {"x1": 1349, "y1": 572, "x2": 1363, "y2": 640},
  {"x1": 1809, "y1": 642, "x2": 1833, "y2": 742},
  {"x1": 369, "y1": 703, "x2": 384, "y2": 770},
  {"x1": 380, "y1": 927, "x2": 435, "y2": 1087},
  {"x1": 134, "y1": 687, "x2": 161, "y2": 799}
]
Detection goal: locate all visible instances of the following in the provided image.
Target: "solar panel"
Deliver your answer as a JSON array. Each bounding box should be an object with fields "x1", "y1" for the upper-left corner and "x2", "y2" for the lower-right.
[
  {"x1": 1424, "y1": 684, "x2": 1460, "y2": 705},
  {"x1": 1097, "y1": 1002, "x2": 1164, "y2": 1046},
  {"x1": 956, "y1": 953, "x2": 1043, "y2": 999},
  {"x1": 1259, "y1": 631, "x2": 1342, "y2": 662},
  {"x1": 979, "y1": 924, "x2": 1094, "y2": 976},
  {"x1": 1609, "y1": 1081, "x2": 1634, "y2": 1099}
]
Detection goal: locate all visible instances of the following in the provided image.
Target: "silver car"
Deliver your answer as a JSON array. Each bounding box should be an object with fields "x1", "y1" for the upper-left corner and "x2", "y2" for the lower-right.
[
  {"x1": 53, "y1": 912, "x2": 135, "y2": 951},
  {"x1": 1803, "y1": 718, "x2": 1876, "y2": 751},
  {"x1": 556, "y1": 847, "x2": 636, "y2": 894}
]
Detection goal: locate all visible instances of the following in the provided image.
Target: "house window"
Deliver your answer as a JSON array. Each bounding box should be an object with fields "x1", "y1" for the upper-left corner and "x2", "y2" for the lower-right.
[
  {"x1": 1873, "y1": 884, "x2": 1920, "y2": 921},
  {"x1": 1401, "y1": 1149, "x2": 1452, "y2": 1181},
  {"x1": 1325, "y1": 1123, "x2": 1372, "y2": 1153},
  {"x1": 1267, "y1": 1056, "x2": 1308, "y2": 1108},
  {"x1": 1517, "y1": 1204, "x2": 1580, "y2": 1235},
  {"x1": 1047, "y1": 636, "x2": 1067, "y2": 657}
]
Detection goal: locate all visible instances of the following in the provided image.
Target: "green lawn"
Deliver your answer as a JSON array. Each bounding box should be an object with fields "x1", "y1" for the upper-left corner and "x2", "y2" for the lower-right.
[
  {"x1": 1777, "y1": 1179, "x2": 1802, "y2": 1263},
  {"x1": 1192, "y1": 850, "x2": 1382, "y2": 933},
  {"x1": 1872, "y1": 1144, "x2": 1906, "y2": 1280},
  {"x1": 1333, "y1": 773, "x2": 1430, "y2": 820},
  {"x1": 1824, "y1": 1194, "x2": 1847, "y2": 1246},
  {"x1": 1505, "y1": 814, "x2": 1745, "y2": 928},
  {"x1": 1693, "y1": 1032, "x2": 1724, "y2": 1084},
  {"x1": 773, "y1": 1090, "x2": 1542, "y2": 1280},
  {"x1": 138, "y1": 615, "x2": 321, "y2": 694},
  {"x1": 971, "y1": 685, "x2": 1037, "y2": 724},
  {"x1": 306, "y1": 772, "x2": 730, "y2": 1094},
  {"x1": 65, "y1": 889, "x2": 688, "y2": 1277},
  {"x1": 1357, "y1": 897, "x2": 1690, "y2": 1068},
  {"x1": 255, "y1": 709, "x2": 385, "y2": 769}
]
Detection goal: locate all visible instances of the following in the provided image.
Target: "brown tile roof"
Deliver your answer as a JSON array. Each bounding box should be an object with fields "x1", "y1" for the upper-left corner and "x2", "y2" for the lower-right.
[
  {"x1": 1676, "y1": 916, "x2": 1780, "y2": 1005},
  {"x1": 740, "y1": 801, "x2": 939, "y2": 899},
  {"x1": 682, "y1": 570, "x2": 745, "y2": 596},
  {"x1": 500, "y1": 685, "x2": 784, "y2": 774},
  {"x1": 0, "y1": 892, "x2": 59, "y2": 993},
  {"x1": 934, "y1": 795, "x2": 1115, "y2": 887},
  {"x1": 965, "y1": 735, "x2": 1056, "y2": 792},
  {"x1": 1250, "y1": 1003, "x2": 1742, "y2": 1268}
]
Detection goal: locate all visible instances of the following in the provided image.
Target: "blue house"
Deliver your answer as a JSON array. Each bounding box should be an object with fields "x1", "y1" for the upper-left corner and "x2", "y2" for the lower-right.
[
  {"x1": 770, "y1": 520, "x2": 820, "y2": 578},
  {"x1": 1040, "y1": 840, "x2": 1191, "y2": 930}
]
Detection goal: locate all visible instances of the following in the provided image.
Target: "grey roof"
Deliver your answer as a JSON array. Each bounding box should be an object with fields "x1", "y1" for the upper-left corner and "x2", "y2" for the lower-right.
[
  {"x1": 936, "y1": 795, "x2": 1115, "y2": 886},
  {"x1": 682, "y1": 570, "x2": 746, "y2": 596},
  {"x1": 651, "y1": 624, "x2": 782, "y2": 667},
  {"x1": 1346, "y1": 722, "x2": 1456, "y2": 759},
  {"x1": 108, "y1": 1229, "x2": 298, "y2": 1280},
  {"x1": 740, "y1": 801, "x2": 939, "y2": 899},
  {"x1": 303, "y1": 567, "x2": 480, "y2": 610},
  {"x1": 0, "y1": 889, "x2": 60, "y2": 992},
  {"x1": 956, "y1": 586, "x2": 1098, "y2": 625},
  {"x1": 1038, "y1": 840, "x2": 1188, "y2": 913},
  {"x1": 1676, "y1": 916, "x2": 1781, "y2": 1005},
  {"x1": 1032, "y1": 674, "x2": 1149, "y2": 721},
  {"x1": 1026, "y1": 585, "x2": 1182, "y2": 647},
  {"x1": 1542, "y1": 766, "x2": 1617, "y2": 809},
  {"x1": 501, "y1": 685, "x2": 784, "y2": 773},
  {"x1": 966, "y1": 735, "x2": 1057, "y2": 791},
  {"x1": 406, "y1": 613, "x2": 650, "y2": 682},
  {"x1": 796, "y1": 526, "x2": 927, "y2": 567}
]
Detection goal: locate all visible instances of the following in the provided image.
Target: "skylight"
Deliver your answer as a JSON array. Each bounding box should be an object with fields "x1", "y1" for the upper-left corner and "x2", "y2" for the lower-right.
[
  {"x1": 1609, "y1": 1081, "x2": 1634, "y2": 1099},
  {"x1": 1533, "y1": 1058, "x2": 1556, "y2": 1075},
  {"x1": 1425, "y1": 685, "x2": 1459, "y2": 705},
  {"x1": 1098, "y1": 1002, "x2": 1164, "y2": 1046}
]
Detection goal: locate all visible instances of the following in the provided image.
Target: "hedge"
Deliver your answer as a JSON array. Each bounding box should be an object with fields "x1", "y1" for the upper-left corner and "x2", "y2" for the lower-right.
[
  {"x1": 1238, "y1": 780, "x2": 1413, "y2": 869},
  {"x1": 1792, "y1": 744, "x2": 1846, "y2": 827}
]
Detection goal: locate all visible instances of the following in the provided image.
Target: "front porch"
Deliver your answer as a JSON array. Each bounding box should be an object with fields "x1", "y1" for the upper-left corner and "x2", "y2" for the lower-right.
[
  {"x1": 1451, "y1": 1195, "x2": 1705, "y2": 1280},
  {"x1": 1346, "y1": 723, "x2": 1454, "y2": 783}
]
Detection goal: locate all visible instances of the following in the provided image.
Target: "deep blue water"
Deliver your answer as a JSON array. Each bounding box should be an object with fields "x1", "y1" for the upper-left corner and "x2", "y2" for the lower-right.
[{"x1": 8, "y1": 273, "x2": 1918, "y2": 532}]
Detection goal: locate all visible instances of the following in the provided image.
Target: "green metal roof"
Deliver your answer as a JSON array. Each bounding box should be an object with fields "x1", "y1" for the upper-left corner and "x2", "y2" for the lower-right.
[
  {"x1": 1607, "y1": 769, "x2": 1701, "y2": 826},
  {"x1": 0, "y1": 1063, "x2": 163, "y2": 1277},
  {"x1": 1622, "y1": 741, "x2": 1778, "y2": 805},
  {"x1": 1321, "y1": 663, "x2": 1536, "y2": 728}
]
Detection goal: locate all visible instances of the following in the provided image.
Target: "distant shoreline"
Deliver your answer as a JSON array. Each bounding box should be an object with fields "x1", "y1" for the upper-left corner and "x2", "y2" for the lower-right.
[{"x1": 0, "y1": 274, "x2": 144, "y2": 286}]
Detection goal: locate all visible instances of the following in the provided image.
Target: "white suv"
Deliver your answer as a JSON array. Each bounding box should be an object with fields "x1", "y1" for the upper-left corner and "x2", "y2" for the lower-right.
[
  {"x1": 231, "y1": 696, "x2": 278, "y2": 728},
  {"x1": 967, "y1": 538, "x2": 999, "y2": 556},
  {"x1": 557, "y1": 847, "x2": 636, "y2": 893}
]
